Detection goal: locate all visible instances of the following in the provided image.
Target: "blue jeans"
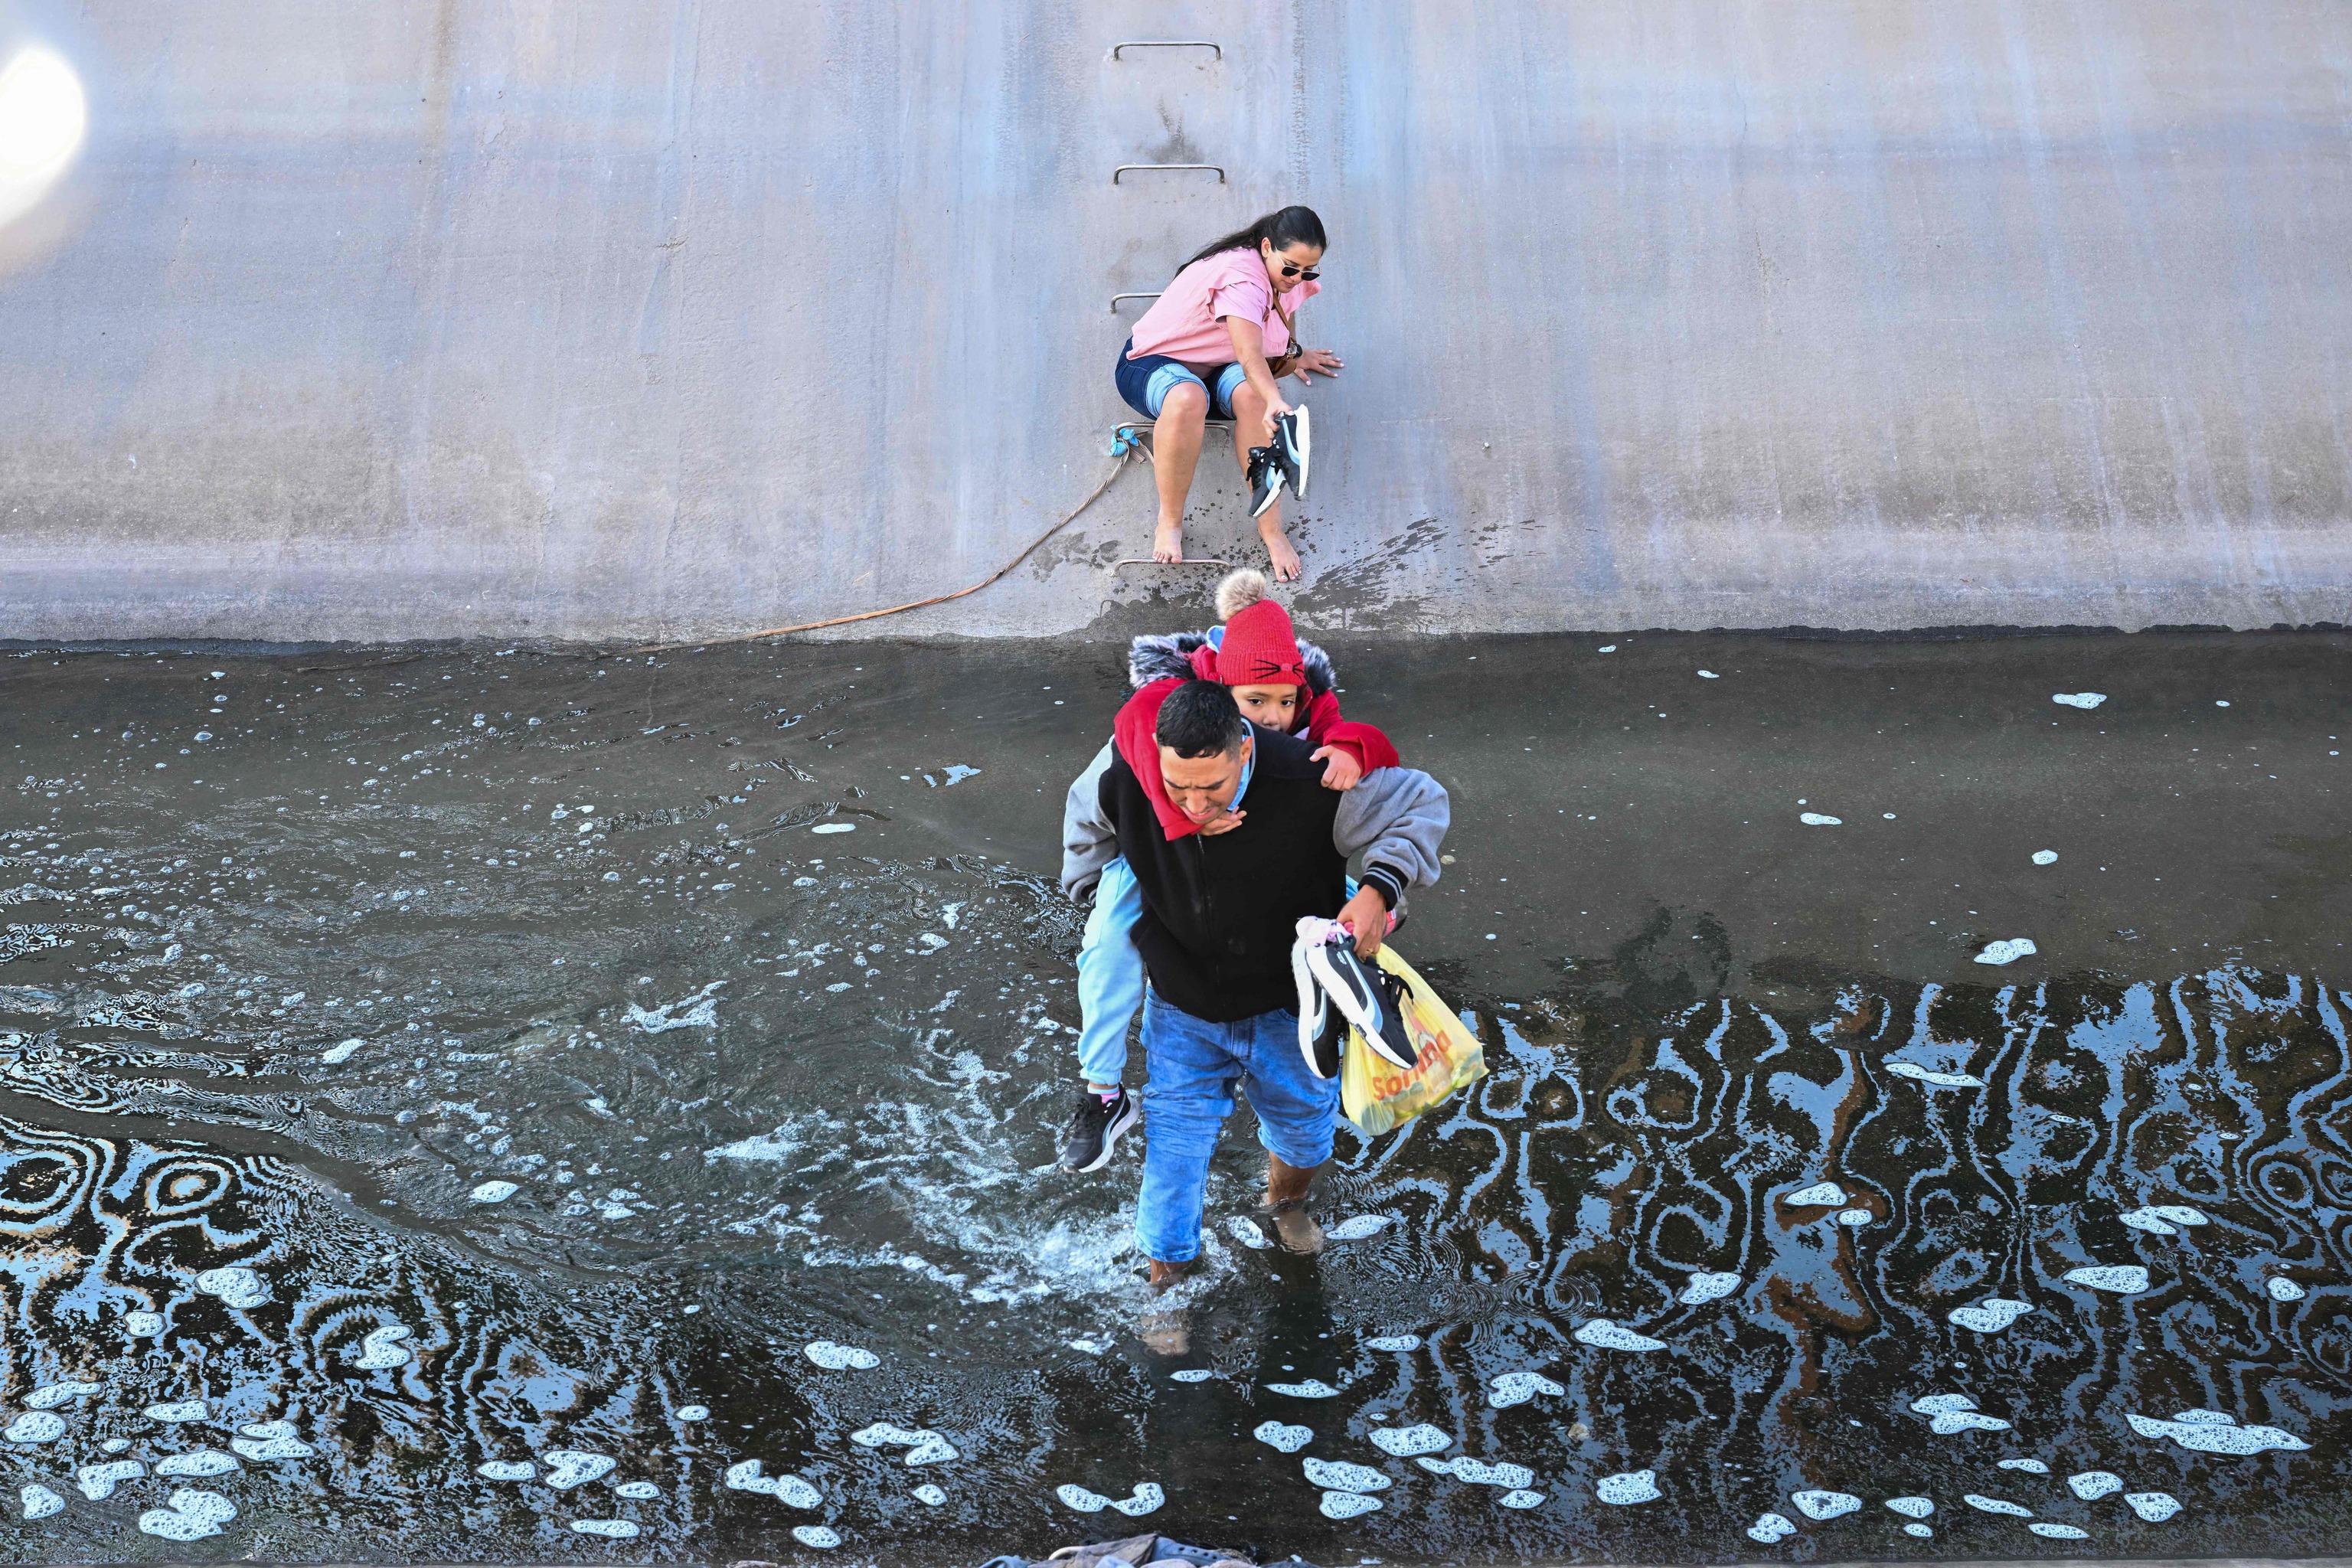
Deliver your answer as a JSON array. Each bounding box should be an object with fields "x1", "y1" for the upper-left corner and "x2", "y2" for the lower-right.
[
  {"x1": 1134, "y1": 991, "x2": 1339, "y2": 1264},
  {"x1": 1074, "y1": 857, "x2": 1145, "y2": 1085}
]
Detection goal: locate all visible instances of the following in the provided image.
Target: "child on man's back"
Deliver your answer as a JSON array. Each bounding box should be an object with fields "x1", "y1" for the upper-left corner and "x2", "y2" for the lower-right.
[{"x1": 1057, "y1": 570, "x2": 1400, "y2": 1173}]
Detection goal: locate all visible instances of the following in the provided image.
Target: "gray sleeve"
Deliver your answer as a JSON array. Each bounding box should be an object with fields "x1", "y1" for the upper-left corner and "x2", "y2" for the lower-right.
[
  {"x1": 1333, "y1": 766, "x2": 1449, "y2": 909},
  {"x1": 1060, "y1": 742, "x2": 1120, "y2": 904}
]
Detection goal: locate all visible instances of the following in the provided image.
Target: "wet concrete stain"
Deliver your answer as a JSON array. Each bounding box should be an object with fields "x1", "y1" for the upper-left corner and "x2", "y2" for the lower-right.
[{"x1": 0, "y1": 631, "x2": 2346, "y2": 1564}]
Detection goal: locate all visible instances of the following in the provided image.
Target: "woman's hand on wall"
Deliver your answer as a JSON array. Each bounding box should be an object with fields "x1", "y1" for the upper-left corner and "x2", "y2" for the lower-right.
[{"x1": 1290, "y1": 347, "x2": 1344, "y2": 382}]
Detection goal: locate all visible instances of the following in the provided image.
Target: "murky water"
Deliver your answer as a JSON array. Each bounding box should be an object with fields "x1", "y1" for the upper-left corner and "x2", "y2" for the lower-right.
[{"x1": 1, "y1": 640, "x2": 2345, "y2": 1564}]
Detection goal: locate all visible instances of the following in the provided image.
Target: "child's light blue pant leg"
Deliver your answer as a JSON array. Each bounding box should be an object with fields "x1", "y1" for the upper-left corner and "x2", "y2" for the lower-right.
[{"x1": 1074, "y1": 856, "x2": 1145, "y2": 1086}]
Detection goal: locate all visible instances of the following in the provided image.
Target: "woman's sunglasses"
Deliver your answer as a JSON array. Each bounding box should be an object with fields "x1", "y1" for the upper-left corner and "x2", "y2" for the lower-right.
[{"x1": 1277, "y1": 261, "x2": 1321, "y2": 281}]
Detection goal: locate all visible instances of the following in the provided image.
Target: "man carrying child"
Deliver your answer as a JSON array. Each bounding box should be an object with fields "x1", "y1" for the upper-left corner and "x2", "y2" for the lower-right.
[{"x1": 1061, "y1": 673, "x2": 1449, "y2": 1285}]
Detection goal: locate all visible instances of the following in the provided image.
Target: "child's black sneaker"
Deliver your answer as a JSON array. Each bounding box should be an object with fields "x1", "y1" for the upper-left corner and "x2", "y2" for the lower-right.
[
  {"x1": 1270, "y1": 405, "x2": 1310, "y2": 499},
  {"x1": 1245, "y1": 444, "x2": 1285, "y2": 518},
  {"x1": 1058, "y1": 1086, "x2": 1139, "y2": 1173}
]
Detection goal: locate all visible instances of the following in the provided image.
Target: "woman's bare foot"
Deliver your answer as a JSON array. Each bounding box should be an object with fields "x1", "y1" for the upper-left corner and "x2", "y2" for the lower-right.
[
  {"x1": 1153, "y1": 517, "x2": 1185, "y2": 564},
  {"x1": 1269, "y1": 1205, "x2": 1325, "y2": 1255},
  {"x1": 1260, "y1": 522, "x2": 1303, "y2": 582},
  {"x1": 1148, "y1": 1257, "x2": 1195, "y2": 1291}
]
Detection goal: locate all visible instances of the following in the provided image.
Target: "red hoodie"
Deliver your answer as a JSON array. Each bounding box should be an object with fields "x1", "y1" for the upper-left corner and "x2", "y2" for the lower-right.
[{"x1": 1112, "y1": 672, "x2": 1403, "y2": 843}]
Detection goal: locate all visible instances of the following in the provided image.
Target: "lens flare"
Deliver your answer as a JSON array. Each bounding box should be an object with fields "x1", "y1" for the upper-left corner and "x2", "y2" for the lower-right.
[{"x1": 0, "y1": 43, "x2": 85, "y2": 230}]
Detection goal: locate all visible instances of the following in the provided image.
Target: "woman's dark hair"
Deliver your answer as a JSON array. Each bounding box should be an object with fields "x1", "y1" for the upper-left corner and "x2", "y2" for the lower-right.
[
  {"x1": 1155, "y1": 680, "x2": 1249, "y2": 758},
  {"x1": 1181, "y1": 205, "x2": 1326, "y2": 275}
]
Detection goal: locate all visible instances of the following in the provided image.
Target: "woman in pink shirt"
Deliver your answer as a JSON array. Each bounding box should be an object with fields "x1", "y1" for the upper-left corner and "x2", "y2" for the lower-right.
[{"x1": 1116, "y1": 206, "x2": 1344, "y2": 581}]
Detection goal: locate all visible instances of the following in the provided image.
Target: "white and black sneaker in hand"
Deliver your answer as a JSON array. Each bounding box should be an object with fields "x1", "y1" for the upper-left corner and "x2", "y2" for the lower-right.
[
  {"x1": 1059, "y1": 1086, "x2": 1140, "y2": 1173},
  {"x1": 1295, "y1": 916, "x2": 1419, "y2": 1074},
  {"x1": 1269, "y1": 405, "x2": 1310, "y2": 499},
  {"x1": 1244, "y1": 443, "x2": 1285, "y2": 518},
  {"x1": 1292, "y1": 922, "x2": 1350, "y2": 1080}
]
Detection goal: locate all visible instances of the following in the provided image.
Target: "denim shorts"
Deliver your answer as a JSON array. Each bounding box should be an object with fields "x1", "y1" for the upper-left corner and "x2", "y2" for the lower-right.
[{"x1": 1116, "y1": 338, "x2": 1246, "y2": 420}]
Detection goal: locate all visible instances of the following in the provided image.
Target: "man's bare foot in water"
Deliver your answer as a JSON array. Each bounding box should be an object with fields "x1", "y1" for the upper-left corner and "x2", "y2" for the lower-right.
[
  {"x1": 1138, "y1": 1304, "x2": 1191, "y2": 1356},
  {"x1": 1153, "y1": 517, "x2": 1184, "y2": 564},
  {"x1": 1260, "y1": 520, "x2": 1302, "y2": 582},
  {"x1": 1269, "y1": 1204, "x2": 1325, "y2": 1255},
  {"x1": 1148, "y1": 1257, "x2": 1195, "y2": 1291}
]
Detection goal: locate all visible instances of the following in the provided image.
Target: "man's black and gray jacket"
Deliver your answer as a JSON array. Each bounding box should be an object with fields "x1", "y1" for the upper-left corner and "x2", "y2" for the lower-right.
[{"x1": 1060, "y1": 724, "x2": 1449, "y2": 1024}]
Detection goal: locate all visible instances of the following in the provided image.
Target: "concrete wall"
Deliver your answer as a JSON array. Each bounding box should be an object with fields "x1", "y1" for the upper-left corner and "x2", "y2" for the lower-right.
[{"x1": 4, "y1": 0, "x2": 2349, "y2": 642}]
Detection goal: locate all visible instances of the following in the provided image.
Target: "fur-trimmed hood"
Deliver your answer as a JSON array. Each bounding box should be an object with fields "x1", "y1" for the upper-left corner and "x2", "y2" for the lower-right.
[{"x1": 1126, "y1": 630, "x2": 1338, "y2": 697}]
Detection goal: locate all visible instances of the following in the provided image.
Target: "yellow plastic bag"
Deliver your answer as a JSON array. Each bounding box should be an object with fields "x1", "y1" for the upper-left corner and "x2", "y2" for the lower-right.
[{"x1": 1338, "y1": 945, "x2": 1488, "y2": 1136}]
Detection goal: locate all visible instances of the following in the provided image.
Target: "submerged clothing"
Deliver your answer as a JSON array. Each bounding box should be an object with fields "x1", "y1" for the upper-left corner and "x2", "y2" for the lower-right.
[
  {"x1": 1127, "y1": 247, "x2": 1318, "y2": 365},
  {"x1": 1114, "y1": 339, "x2": 1246, "y2": 421},
  {"x1": 1061, "y1": 720, "x2": 1449, "y2": 1022},
  {"x1": 1134, "y1": 991, "x2": 1338, "y2": 1263}
]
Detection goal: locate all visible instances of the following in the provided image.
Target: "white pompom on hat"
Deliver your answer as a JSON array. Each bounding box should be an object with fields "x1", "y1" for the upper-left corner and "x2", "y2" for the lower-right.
[{"x1": 1215, "y1": 567, "x2": 1274, "y2": 622}]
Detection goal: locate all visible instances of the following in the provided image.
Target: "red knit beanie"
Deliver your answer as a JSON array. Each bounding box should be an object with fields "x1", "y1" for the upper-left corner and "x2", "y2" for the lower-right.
[{"x1": 1217, "y1": 598, "x2": 1308, "y2": 691}]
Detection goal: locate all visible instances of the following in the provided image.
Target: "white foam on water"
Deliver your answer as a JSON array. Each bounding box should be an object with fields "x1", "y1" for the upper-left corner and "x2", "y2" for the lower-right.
[
  {"x1": 155, "y1": 1449, "x2": 239, "y2": 1477},
  {"x1": 913, "y1": 1484, "x2": 946, "y2": 1506},
  {"x1": 2032, "y1": 850, "x2": 2058, "y2": 865},
  {"x1": 1886, "y1": 1061, "x2": 1985, "y2": 1088},
  {"x1": 77, "y1": 1461, "x2": 143, "y2": 1500},
  {"x1": 1998, "y1": 1459, "x2": 2049, "y2": 1474},
  {"x1": 1253, "y1": 1422, "x2": 1312, "y2": 1453},
  {"x1": 1679, "y1": 1272, "x2": 1741, "y2": 1305},
  {"x1": 1319, "y1": 1491, "x2": 1381, "y2": 1520},
  {"x1": 1109, "y1": 1481, "x2": 1165, "y2": 1517},
  {"x1": 1419, "y1": 1457, "x2": 1536, "y2": 1489},
  {"x1": 1325, "y1": 1214, "x2": 1393, "y2": 1241},
  {"x1": 1933, "y1": 1412, "x2": 2012, "y2": 1435},
  {"x1": 1266, "y1": 1379, "x2": 1341, "y2": 1398},
  {"x1": 1054, "y1": 1484, "x2": 1109, "y2": 1512},
  {"x1": 570, "y1": 1519, "x2": 639, "y2": 1538},
  {"x1": 676, "y1": 1404, "x2": 709, "y2": 1421},
  {"x1": 1800, "y1": 813, "x2": 1842, "y2": 826},
  {"x1": 1576, "y1": 1318, "x2": 1668, "y2": 1352},
  {"x1": 2125, "y1": 1491, "x2": 2182, "y2": 1522},
  {"x1": 477, "y1": 1461, "x2": 534, "y2": 1481},
  {"x1": 1596, "y1": 1469, "x2": 1661, "y2": 1505},
  {"x1": 905, "y1": 1435, "x2": 957, "y2": 1465},
  {"x1": 1837, "y1": 1208, "x2": 1871, "y2": 1226},
  {"x1": 139, "y1": 1488, "x2": 235, "y2": 1541},
  {"x1": 628, "y1": 980, "x2": 725, "y2": 1033},
  {"x1": 145, "y1": 1400, "x2": 207, "y2": 1423},
  {"x1": 811, "y1": 822, "x2": 856, "y2": 835},
  {"x1": 1904, "y1": 1523, "x2": 1934, "y2": 1538},
  {"x1": 2121, "y1": 1208, "x2": 2178, "y2": 1236},
  {"x1": 1949, "y1": 1298, "x2": 2032, "y2": 1333},
  {"x1": 1975, "y1": 938, "x2": 2037, "y2": 965},
  {"x1": 2149, "y1": 1205, "x2": 2207, "y2": 1226},
  {"x1": 232, "y1": 1420, "x2": 314, "y2": 1462},
  {"x1": 1487, "y1": 1372, "x2": 1564, "y2": 1408},
  {"x1": 24, "y1": 1381, "x2": 100, "y2": 1410},
  {"x1": 2268, "y1": 1276, "x2": 2307, "y2": 1302},
  {"x1": 193, "y1": 1266, "x2": 267, "y2": 1308},
  {"x1": 1885, "y1": 1497, "x2": 1934, "y2": 1518},
  {"x1": 4, "y1": 1413, "x2": 64, "y2": 1444},
  {"x1": 2053, "y1": 693, "x2": 2106, "y2": 709},
  {"x1": 544, "y1": 1451, "x2": 616, "y2": 1490},
  {"x1": 1784, "y1": 1182, "x2": 1846, "y2": 1207},
  {"x1": 804, "y1": 1339, "x2": 880, "y2": 1370},
  {"x1": 1909, "y1": 1393, "x2": 1977, "y2": 1415},
  {"x1": 851, "y1": 1423, "x2": 929, "y2": 1447},
  {"x1": 2068, "y1": 1471, "x2": 2122, "y2": 1500},
  {"x1": 19, "y1": 1484, "x2": 61, "y2": 1521},
  {"x1": 125, "y1": 1312, "x2": 163, "y2": 1337},
  {"x1": 1791, "y1": 1490, "x2": 1859, "y2": 1521},
  {"x1": 2030, "y1": 1522, "x2": 2088, "y2": 1539},
  {"x1": 1304, "y1": 1459, "x2": 1390, "y2": 1494},
  {"x1": 1363, "y1": 1334, "x2": 1423, "y2": 1351},
  {"x1": 1170, "y1": 1369, "x2": 1216, "y2": 1383},
  {"x1": 1370, "y1": 1424, "x2": 1450, "y2": 1457},
  {"x1": 2173, "y1": 1409, "x2": 2236, "y2": 1425},
  {"x1": 615, "y1": 1481, "x2": 659, "y2": 1499},
  {"x1": 322, "y1": 1038, "x2": 363, "y2": 1063},
  {"x1": 1964, "y1": 1494, "x2": 2033, "y2": 1517},
  {"x1": 470, "y1": 1180, "x2": 518, "y2": 1204},
  {"x1": 2067, "y1": 1264, "x2": 2151, "y2": 1294},
  {"x1": 791, "y1": 1524, "x2": 841, "y2": 1547},
  {"x1": 351, "y1": 1325, "x2": 413, "y2": 1369},
  {"x1": 2126, "y1": 1412, "x2": 2308, "y2": 1455},
  {"x1": 1227, "y1": 1217, "x2": 1270, "y2": 1250},
  {"x1": 1697, "y1": 670, "x2": 1719, "y2": 678},
  {"x1": 1747, "y1": 1511, "x2": 1796, "y2": 1543}
]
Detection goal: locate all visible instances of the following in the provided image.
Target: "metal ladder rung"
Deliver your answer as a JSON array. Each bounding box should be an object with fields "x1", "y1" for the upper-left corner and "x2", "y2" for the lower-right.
[
  {"x1": 1109, "y1": 292, "x2": 1162, "y2": 312},
  {"x1": 1110, "y1": 40, "x2": 1221, "y2": 60},
  {"x1": 1112, "y1": 163, "x2": 1225, "y2": 184}
]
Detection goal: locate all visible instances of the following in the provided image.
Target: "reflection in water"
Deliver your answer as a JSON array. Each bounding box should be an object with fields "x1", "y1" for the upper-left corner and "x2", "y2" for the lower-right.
[{"x1": 0, "y1": 666, "x2": 2345, "y2": 1561}]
